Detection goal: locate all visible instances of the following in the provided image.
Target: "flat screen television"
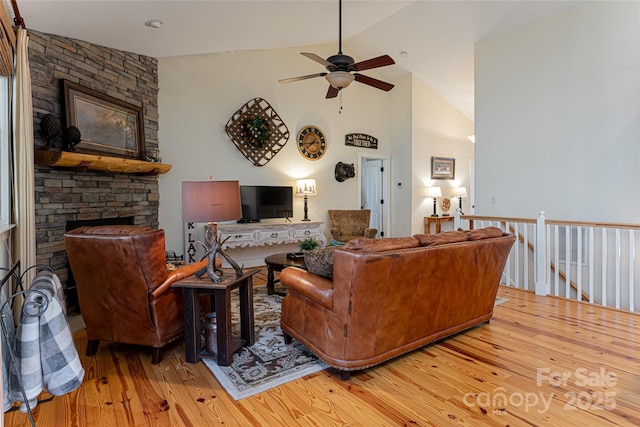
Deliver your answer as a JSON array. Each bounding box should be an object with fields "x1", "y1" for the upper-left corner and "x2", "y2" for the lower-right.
[{"x1": 239, "y1": 185, "x2": 293, "y2": 222}]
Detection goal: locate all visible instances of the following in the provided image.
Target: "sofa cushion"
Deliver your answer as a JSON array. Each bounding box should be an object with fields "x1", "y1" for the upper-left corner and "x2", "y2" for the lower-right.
[
  {"x1": 304, "y1": 246, "x2": 337, "y2": 279},
  {"x1": 465, "y1": 226, "x2": 505, "y2": 241},
  {"x1": 344, "y1": 237, "x2": 420, "y2": 252},
  {"x1": 413, "y1": 231, "x2": 468, "y2": 246}
]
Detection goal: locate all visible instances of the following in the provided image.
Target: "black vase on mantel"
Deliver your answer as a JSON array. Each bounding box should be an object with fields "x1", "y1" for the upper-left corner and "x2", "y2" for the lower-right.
[
  {"x1": 40, "y1": 114, "x2": 61, "y2": 149},
  {"x1": 65, "y1": 126, "x2": 82, "y2": 151}
]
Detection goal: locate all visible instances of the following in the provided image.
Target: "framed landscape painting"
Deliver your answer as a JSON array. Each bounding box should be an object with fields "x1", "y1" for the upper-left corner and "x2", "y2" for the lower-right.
[
  {"x1": 431, "y1": 156, "x2": 455, "y2": 180},
  {"x1": 62, "y1": 80, "x2": 145, "y2": 160}
]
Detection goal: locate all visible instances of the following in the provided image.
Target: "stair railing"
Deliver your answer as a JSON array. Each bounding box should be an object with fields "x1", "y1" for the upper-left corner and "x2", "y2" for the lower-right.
[{"x1": 454, "y1": 210, "x2": 639, "y2": 313}]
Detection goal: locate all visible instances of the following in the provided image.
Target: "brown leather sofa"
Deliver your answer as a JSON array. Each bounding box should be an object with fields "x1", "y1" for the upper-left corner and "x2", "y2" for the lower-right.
[
  {"x1": 279, "y1": 227, "x2": 516, "y2": 379},
  {"x1": 64, "y1": 225, "x2": 210, "y2": 364}
]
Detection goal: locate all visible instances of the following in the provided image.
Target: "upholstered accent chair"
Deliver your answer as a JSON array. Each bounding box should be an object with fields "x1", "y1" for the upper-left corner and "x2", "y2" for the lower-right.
[
  {"x1": 64, "y1": 225, "x2": 210, "y2": 364},
  {"x1": 328, "y1": 209, "x2": 378, "y2": 242}
]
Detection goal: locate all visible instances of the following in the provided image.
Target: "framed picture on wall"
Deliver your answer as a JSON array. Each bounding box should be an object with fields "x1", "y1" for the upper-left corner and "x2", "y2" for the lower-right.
[
  {"x1": 431, "y1": 156, "x2": 455, "y2": 180},
  {"x1": 62, "y1": 80, "x2": 145, "y2": 160}
]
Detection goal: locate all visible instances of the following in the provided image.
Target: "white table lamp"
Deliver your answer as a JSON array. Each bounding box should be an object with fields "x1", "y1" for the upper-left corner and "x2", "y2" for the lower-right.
[
  {"x1": 452, "y1": 187, "x2": 467, "y2": 214},
  {"x1": 427, "y1": 187, "x2": 442, "y2": 217}
]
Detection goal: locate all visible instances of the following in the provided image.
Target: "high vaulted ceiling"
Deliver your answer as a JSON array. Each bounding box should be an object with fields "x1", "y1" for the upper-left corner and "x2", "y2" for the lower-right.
[{"x1": 16, "y1": 0, "x2": 583, "y2": 119}]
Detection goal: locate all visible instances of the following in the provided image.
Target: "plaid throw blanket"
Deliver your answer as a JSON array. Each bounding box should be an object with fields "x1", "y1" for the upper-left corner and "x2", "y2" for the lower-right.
[
  {"x1": 1, "y1": 283, "x2": 15, "y2": 412},
  {"x1": 8, "y1": 270, "x2": 84, "y2": 412}
]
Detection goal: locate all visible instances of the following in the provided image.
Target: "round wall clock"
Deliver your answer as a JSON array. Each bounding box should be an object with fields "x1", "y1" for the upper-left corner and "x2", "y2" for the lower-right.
[{"x1": 297, "y1": 125, "x2": 327, "y2": 160}]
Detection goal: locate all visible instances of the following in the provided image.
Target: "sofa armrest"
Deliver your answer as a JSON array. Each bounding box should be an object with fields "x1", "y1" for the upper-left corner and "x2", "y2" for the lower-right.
[
  {"x1": 280, "y1": 267, "x2": 334, "y2": 310},
  {"x1": 151, "y1": 259, "x2": 209, "y2": 299},
  {"x1": 364, "y1": 228, "x2": 378, "y2": 238}
]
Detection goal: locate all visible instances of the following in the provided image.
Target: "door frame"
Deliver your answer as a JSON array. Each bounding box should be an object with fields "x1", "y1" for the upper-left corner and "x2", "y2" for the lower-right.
[
  {"x1": 357, "y1": 152, "x2": 391, "y2": 238},
  {"x1": 469, "y1": 159, "x2": 475, "y2": 214}
]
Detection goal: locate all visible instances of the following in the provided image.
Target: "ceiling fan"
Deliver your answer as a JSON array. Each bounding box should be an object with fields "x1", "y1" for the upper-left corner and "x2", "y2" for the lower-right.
[{"x1": 279, "y1": 0, "x2": 395, "y2": 99}]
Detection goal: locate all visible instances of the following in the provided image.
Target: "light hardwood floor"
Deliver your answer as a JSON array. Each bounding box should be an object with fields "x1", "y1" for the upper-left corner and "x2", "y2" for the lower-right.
[{"x1": 5, "y1": 268, "x2": 639, "y2": 426}]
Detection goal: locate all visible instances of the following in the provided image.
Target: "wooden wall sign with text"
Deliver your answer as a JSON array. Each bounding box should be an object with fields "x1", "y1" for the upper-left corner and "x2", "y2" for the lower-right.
[{"x1": 345, "y1": 133, "x2": 378, "y2": 149}]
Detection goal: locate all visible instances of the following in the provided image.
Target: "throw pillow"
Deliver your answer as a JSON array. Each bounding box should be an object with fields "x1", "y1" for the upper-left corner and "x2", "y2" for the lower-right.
[{"x1": 304, "y1": 246, "x2": 336, "y2": 279}]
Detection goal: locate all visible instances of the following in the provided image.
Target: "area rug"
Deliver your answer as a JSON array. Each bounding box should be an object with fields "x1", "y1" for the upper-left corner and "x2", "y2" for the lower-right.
[
  {"x1": 202, "y1": 287, "x2": 328, "y2": 400},
  {"x1": 203, "y1": 289, "x2": 508, "y2": 400}
]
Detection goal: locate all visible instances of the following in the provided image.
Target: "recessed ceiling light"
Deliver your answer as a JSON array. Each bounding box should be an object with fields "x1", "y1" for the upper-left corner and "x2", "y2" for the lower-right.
[{"x1": 144, "y1": 19, "x2": 163, "y2": 29}]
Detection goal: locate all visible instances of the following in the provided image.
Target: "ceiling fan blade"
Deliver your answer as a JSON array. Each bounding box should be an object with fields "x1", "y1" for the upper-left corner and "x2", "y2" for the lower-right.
[
  {"x1": 301, "y1": 52, "x2": 334, "y2": 68},
  {"x1": 326, "y1": 85, "x2": 339, "y2": 99},
  {"x1": 352, "y1": 55, "x2": 395, "y2": 72},
  {"x1": 354, "y1": 74, "x2": 395, "y2": 92},
  {"x1": 279, "y1": 73, "x2": 327, "y2": 84}
]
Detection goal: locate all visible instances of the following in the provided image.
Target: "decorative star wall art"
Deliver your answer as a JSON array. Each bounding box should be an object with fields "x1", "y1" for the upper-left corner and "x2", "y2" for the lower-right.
[{"x1": 225, "y1": 98, "x2": 290, "y2": 166}]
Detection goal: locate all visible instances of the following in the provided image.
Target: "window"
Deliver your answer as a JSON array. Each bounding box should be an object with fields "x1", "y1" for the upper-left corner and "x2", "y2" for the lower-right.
[{"x1": 0, "y1": 75, "x2": 10, "y2": 231}]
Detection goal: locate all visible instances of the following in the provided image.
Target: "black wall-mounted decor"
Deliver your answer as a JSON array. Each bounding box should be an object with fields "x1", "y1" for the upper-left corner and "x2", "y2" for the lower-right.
[
  {"x1": 345, "y1": 133, "x2": 378, "y2": 149},
  {"x1": 335, "y1": 162, "x2": 355, "y2": 182}
]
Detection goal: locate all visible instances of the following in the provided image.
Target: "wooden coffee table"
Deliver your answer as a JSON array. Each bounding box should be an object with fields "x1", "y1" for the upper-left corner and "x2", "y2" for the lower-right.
[
  {"x1": 172, "y1": 268, "x2": 260, "y2": 365},
  {"x1": 264, "y1": 252, "x2": 307, "y2": 296}
]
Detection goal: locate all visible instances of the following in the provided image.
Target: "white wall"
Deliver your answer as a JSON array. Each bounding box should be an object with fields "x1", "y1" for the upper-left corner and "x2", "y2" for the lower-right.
[
  {"x1": 389, "y1": 74, "x2": 413, "y2": 237},
  {"x1": 475, "y1": 1, "x2": 640, "y2": 222},
  {"x1": 158, "y1": 45, "x2": 394, "y2": 252},
  {"x1": 411, "y1": 75, "x2": 475, "y2": 234},
  {"x1": 158, "y1": 43, "x2": 476, "y2": 252}
]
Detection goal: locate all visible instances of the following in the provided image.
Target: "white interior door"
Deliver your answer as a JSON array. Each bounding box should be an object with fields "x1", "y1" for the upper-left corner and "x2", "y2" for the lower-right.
[{"x1": 360, "y1": 156, "x2": 387, "y2": 238}]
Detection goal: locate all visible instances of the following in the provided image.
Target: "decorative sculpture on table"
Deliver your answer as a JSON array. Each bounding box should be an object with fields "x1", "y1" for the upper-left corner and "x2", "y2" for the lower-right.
[
  {"x1": 441, "y1": 198, "x2": 451, "y2": 216},
  {"x1": 199, "y1": 224, "x2": 243, "y2": 282},
  {"x1": 182, "y1": 180, "x2": 244, "y2": 282},
  {"x1": 225, "y1": 97, "x2": 290, "y2": 166}
]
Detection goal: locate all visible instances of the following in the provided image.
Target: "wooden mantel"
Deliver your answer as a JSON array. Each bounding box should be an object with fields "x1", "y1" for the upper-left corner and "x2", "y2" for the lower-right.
[{"x1": 35, "y1": 150, "x2": 172, "y2": 175}]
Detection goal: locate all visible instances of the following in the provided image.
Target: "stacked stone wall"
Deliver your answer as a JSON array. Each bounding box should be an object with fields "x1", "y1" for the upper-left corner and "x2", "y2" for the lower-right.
[{"x1": 28, "y1": 30, "x2": 159, "y2": 283}]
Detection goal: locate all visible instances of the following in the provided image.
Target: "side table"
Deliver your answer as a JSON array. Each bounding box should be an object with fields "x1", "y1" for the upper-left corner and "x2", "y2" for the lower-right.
[
  {"x1": 264, "y1": 252, "x2": 307, "y2": 296},
  {"x1": 424, "y1": 216, "x2": 455, "y2": 234},
  {"x1": 172, "y1": 268, "x2": 260, "y2": 365}
]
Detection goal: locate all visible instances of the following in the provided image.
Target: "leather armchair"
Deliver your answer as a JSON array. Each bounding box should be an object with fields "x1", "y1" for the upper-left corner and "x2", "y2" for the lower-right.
[
  {"x1": 328, "y1": 209, "x2": 377, "y2": 242},
  {"x1": 64, "y1": 225, "x2": 211, "y2": 364}
]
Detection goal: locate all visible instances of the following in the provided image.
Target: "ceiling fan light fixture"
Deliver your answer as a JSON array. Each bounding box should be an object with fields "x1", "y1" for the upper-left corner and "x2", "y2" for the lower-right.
[
  {"x1": 326, "y1": 71, "x2": 355, "y2": 89},
  {"x1": 279, "y1": 0, "x2": 394, "y2": 98}
]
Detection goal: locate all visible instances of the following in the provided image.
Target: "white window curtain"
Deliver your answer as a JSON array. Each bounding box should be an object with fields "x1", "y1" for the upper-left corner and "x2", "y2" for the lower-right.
[
  {"x1": 12, "y1": 27, "x2": 35, "y2": 286},
  {"x1": 0, "y1": 76, "x2": 9, "y2": 229}
]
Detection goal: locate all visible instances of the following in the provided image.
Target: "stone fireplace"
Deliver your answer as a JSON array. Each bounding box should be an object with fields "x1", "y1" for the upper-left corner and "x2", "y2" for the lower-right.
[
  {"x1": 35, "y1": 167, "x2": 161, "y2": 310},
  {"x1": 29, "y1": 30, "x2": 161, "y2": 306}
]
